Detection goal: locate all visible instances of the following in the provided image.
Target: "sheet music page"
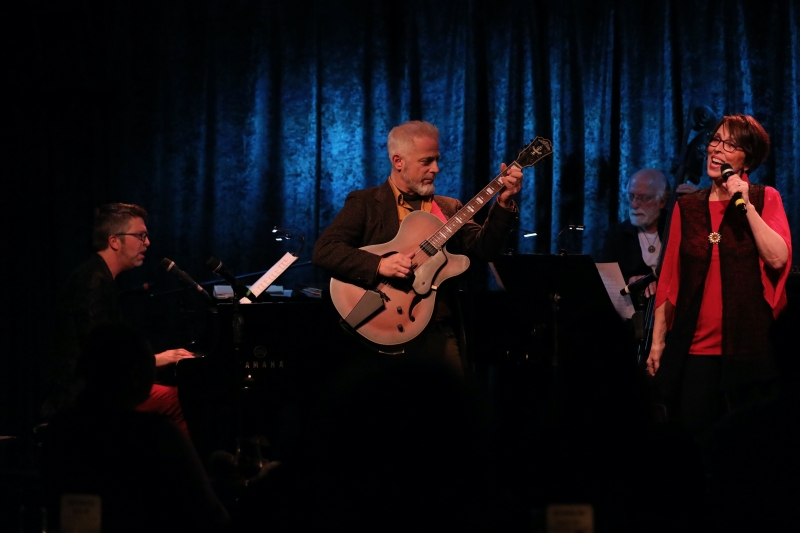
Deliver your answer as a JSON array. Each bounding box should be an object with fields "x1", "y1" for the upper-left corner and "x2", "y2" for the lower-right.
[
  {"x1": 595, "y1": 262, "x2": 635, "y2": 319},
  {"x1": 247, "y1": 252, "x2": 298, "y2": 301},
  {"x1": 210, "y1": 253, "x2": 298, "y2": 303}
]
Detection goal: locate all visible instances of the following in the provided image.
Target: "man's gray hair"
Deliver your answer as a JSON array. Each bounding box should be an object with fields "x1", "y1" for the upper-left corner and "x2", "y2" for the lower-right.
[
  {"x1": 628, "y1": 168, "x2": 670, "y2": 202},
  {"x1": 387, "y1": 121, "x2": 440, "y2": 160}
]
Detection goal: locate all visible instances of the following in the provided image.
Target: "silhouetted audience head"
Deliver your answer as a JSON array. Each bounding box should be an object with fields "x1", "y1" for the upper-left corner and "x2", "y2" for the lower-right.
[{"x1": 42, "y1": 322, "x2": 229, "y2": 533}]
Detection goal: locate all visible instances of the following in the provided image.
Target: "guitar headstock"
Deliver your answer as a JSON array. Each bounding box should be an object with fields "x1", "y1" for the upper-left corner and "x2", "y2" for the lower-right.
[{"x1": 515, "y1": 136, "x2": 553, "y2": 168}]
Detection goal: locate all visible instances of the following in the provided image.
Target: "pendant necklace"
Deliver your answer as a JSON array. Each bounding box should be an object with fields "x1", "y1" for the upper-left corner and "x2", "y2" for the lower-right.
[{"x1": 643, "y1": 231, "x2": 658, "y2": 253}]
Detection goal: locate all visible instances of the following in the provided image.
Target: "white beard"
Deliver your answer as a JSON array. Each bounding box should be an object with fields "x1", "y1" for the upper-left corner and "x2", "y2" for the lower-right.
[
  {"x1": 401, "y1": 170, "x2": 435, "y2": 197},
  {"x1": 629, "y1": 209, "x2": 659, "y2": 231}
]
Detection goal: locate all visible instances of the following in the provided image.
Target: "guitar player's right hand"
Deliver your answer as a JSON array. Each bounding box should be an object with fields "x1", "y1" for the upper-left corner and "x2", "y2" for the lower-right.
[{"x1": 378, "y1": 252, "x2": 415, "y2": 279}]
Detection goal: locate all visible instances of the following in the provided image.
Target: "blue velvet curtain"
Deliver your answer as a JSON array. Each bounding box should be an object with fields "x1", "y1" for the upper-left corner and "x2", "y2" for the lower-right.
[
  {"x1": 31, "y1": 0, "x2": 800, "y2": 279},
  {"x1": 3, "y1": 0, "x2": 799, "y2": 431}
]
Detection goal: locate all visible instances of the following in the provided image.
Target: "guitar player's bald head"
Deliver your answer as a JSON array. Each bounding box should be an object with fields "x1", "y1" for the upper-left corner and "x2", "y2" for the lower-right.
[{"x1": 387, "y1": 121, "x2": 440, "y2": 160}]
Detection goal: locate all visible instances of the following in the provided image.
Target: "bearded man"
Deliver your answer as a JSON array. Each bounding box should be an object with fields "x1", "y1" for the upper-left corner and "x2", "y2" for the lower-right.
[
  {"x1": 601, "y1": 169, "x2": 675, "y2": 298},
  {"x1": 312, "y1": 121, "x2": 522, "y2": 370}
]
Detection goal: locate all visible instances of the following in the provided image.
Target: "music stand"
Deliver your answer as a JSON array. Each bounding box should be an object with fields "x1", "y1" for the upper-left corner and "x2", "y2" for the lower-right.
[{"x1": 492, "y1": 254, "x2": 627, "y2": 368}]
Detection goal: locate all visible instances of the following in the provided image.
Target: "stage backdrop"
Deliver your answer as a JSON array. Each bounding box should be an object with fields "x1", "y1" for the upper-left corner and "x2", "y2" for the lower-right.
[{"x1": 3, "y1": 0, "x2": 798, "y2": 432}]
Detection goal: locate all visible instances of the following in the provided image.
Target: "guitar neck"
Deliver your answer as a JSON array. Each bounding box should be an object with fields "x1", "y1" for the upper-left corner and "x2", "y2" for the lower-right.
[
  {"x1": 419, "y1": 135, "x2": 553, "y2": 256},
  {"x1": 424, "y1": 163, "x2": 520, "y2": 253}
]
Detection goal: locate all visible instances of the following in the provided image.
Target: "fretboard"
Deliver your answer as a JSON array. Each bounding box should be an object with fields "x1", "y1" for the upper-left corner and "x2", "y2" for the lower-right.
[{"x1": 420, "y1": 163, "x2": 521, "y2": 255}]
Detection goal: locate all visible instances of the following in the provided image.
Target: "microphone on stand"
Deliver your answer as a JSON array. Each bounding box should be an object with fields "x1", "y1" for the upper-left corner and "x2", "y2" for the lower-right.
[
  {"x1": 620, "y1": 272, "x2": 658, "y2": 296},
  {"x1": 720, "y1": 163, "x2": 747, "y2": 214},
  {"x1": 205, "y1": 256, "x2": 257, "y2": 302},
  {"x1": 160, "y1": 258, "x2": 212, "y2": 302}
]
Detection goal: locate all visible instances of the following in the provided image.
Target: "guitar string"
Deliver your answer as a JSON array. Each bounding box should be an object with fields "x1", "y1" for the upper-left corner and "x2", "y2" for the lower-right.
[{"x1": 376, "y1": 244, "x2": 427, "y2": 291}]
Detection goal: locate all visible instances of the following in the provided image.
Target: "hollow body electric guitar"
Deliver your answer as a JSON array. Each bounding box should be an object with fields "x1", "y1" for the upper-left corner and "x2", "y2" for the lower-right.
[{"x1": 329, "y1": 137, "x2": 554, "y2": 346}]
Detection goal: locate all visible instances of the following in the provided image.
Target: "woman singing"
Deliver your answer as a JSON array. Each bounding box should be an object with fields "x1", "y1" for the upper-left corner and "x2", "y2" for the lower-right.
[{"x1": 646, "y1": 114, "x2": 791, "y2": 436}]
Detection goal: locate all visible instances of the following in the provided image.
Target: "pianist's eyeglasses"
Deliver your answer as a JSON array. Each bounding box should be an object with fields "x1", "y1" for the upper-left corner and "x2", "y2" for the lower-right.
[{"x1": 116, "y1": 232, "x2": 150, "y2": 243}]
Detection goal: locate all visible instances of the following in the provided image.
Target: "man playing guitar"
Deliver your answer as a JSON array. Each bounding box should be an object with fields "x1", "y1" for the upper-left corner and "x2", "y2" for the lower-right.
[{"x1": 312, "y1": 120, "x2": 524, "y2": 371}]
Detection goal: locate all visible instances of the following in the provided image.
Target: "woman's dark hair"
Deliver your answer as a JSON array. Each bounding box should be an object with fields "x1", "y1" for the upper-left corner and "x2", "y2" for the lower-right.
[{"x1": 712, "y1": 114, "x2": 770, "y2": 173}]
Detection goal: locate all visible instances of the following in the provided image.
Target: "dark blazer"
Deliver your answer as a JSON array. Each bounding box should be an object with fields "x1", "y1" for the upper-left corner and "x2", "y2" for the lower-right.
[{"x1": 312, "y1": 180, "x2": 518, "y2": 286}]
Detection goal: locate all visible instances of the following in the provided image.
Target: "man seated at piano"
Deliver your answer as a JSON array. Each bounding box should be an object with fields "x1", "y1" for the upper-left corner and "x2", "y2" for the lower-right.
[
  {"x1": 45, "y1": 203, "x2": 194, "y2": 432},
  {"x1": 312, "y1": 120, "x2": 523, "y2": 372},
  {"x1": 600, "y1": 168, "x2": 698, "y2": 300},
  {"x1": 41, "y1": 323, "x2": 229, "y2": 533}
]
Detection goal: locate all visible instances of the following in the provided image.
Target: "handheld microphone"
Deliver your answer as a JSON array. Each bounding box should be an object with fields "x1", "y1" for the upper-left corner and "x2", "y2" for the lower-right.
[
  {"x1": 620, "y1": 272, "x2": 657, "y2": 296},
  {"x1": 720, "y1": 163, "x2": 747, "y2": 214},
  {"x1": 204, "y1": 256, "x2": 256, "y2": 302},
  {"x1": 160, "y1": 258, "x2": 212, "y2": 301}
]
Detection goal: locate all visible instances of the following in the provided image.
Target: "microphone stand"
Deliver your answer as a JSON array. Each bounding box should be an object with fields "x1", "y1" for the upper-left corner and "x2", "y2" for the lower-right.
[{"x1": 555, "y1": 225, "x2": 585, "y2": 255}]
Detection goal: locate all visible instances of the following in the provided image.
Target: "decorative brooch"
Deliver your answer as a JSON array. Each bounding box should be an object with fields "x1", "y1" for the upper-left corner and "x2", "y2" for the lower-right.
[{"x1": 708, "y1": 232, "x2": 721, "y2": 244}]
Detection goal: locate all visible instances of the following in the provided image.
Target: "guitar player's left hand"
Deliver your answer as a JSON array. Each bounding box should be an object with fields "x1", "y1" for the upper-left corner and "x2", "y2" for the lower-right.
[
  {"x1": 628, "y1": 275, "x2": 658, "y2": 299},
  {"x1": 497, "y1": 162, "x2": 523, "y2": 209}
]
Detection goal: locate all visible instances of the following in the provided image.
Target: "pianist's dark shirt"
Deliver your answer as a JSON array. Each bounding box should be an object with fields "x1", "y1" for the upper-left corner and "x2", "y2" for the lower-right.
[
  {"x1": 44, "y1": 254, "x2": 121, "y2": 415},
  {"x1": 61, "y1": 253, "x2": 121, "y2": 350}
]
